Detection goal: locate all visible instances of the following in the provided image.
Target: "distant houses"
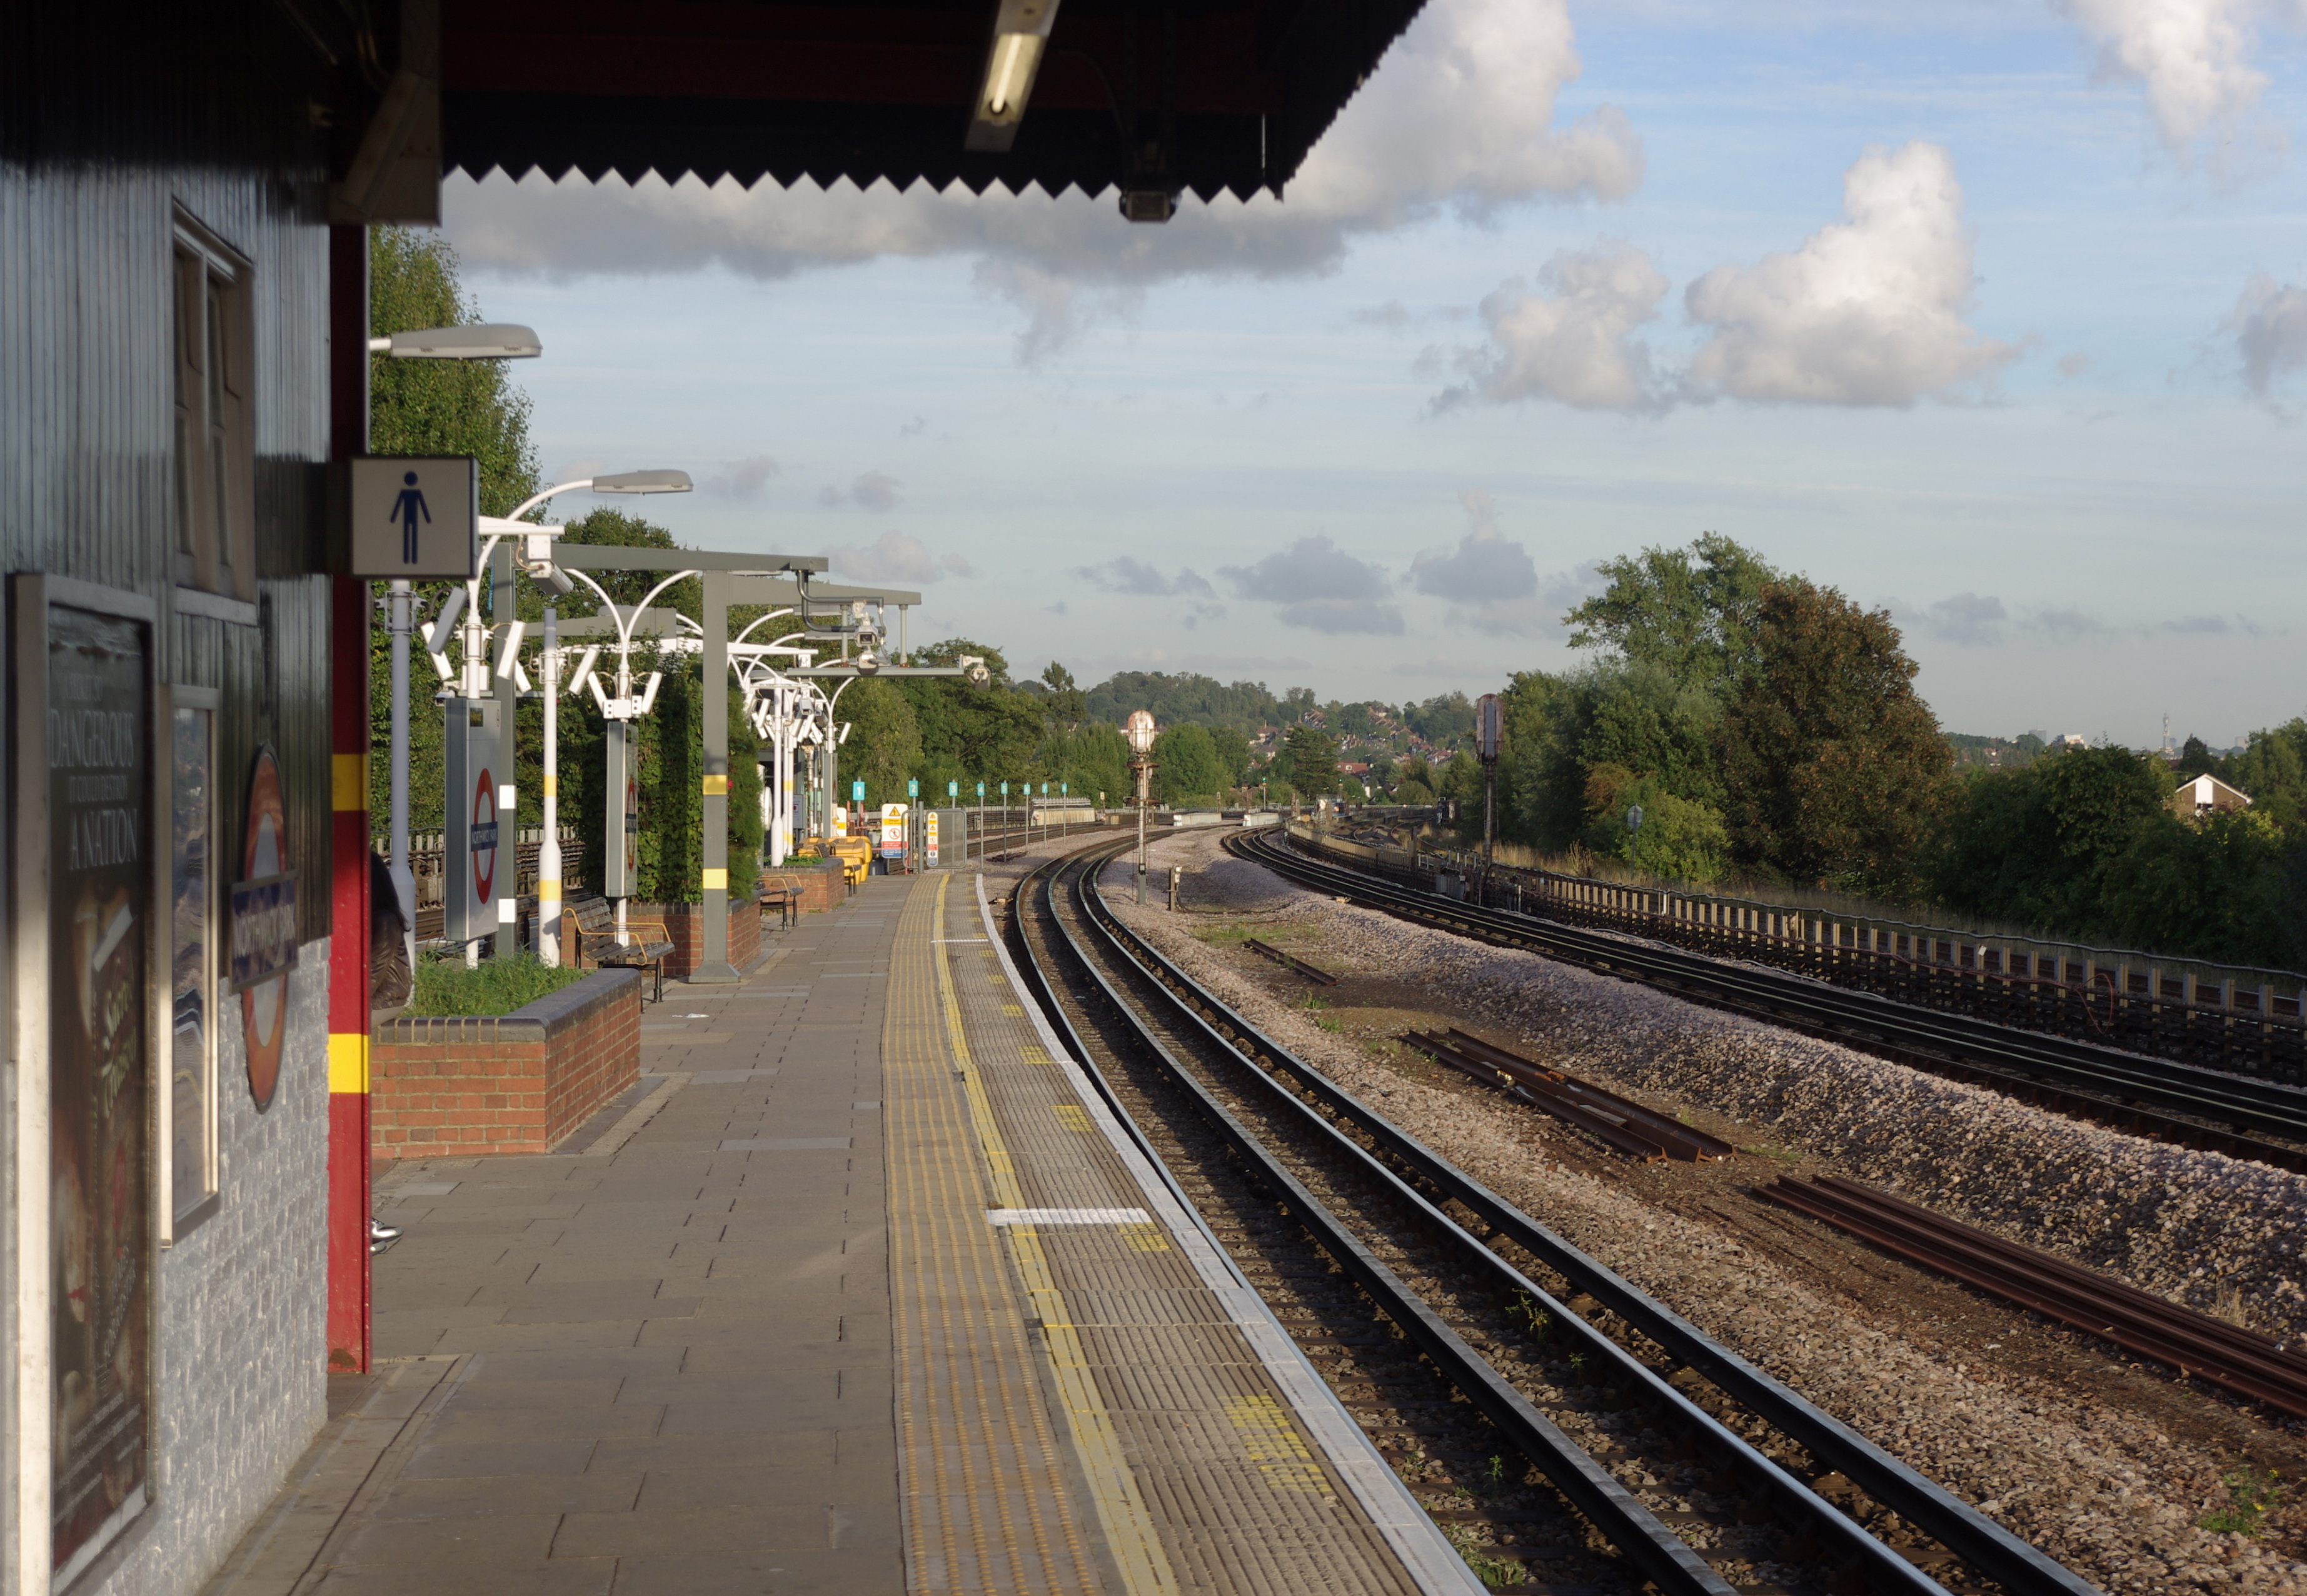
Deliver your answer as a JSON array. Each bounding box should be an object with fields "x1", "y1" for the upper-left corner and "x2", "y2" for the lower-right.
[{"x1": 2171, "y1": 773, "x2": 2252, "y2": 818}]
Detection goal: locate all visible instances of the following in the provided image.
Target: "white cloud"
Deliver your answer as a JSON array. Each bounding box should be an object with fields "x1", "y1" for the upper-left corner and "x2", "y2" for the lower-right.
[
  {"x1": 1222, "y1": 535, "x2": 1404, "y2": 635},
  {"x1": 1910, "y1": 591, "x2": 2009, "y2": 646},
  {"x1": 825, "y1": 531, "x2": 972, "y2": 585},
  {"x1": 700, "y1": 455, "x2": 780, "y2": 499},
  {"x1": 1076, "y1": 558, "x2": 1217, "y2": 599},
  {"x1": 819, "y1": 471, "x2": 903, "y2": 510},
  {"x1": 2227, "y1": 272, "x2": 2307, "y2": 397},
  {"x1": 1440, "y1": 244, "x2": 1668, "y2": 410},
  {"x1": 1410, "y1": 492, "x2": 1538, "y2": 602},
  {"x1": 1682, "y1": 143, "x2": 2016, "y2": 407},
  {"x1": 441, "y1": 0, "x2": 1641, "y2": 362},
  {"x1": 2059, "y1": 0, "x2": 2275, "y2": 156}
]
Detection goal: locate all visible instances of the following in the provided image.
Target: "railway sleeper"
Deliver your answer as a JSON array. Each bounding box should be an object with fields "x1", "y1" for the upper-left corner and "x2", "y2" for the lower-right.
[
  {"x1": 1067, "y1": 863, "x2": 1963, "y2": 1596},
  {"x1": 1103, "y1": 845, "x2": 2099, "y2": 1596}
]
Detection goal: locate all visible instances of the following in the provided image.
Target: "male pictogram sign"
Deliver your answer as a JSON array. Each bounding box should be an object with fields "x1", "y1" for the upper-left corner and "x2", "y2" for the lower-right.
[{"x1": 345, "y1": 456, "x2": 477, "y2": 578}]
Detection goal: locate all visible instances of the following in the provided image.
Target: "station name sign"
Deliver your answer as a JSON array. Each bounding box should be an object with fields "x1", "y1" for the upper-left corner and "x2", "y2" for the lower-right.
[{"x1": 228, "y1": 870, "x2": 299, "y2": 992}]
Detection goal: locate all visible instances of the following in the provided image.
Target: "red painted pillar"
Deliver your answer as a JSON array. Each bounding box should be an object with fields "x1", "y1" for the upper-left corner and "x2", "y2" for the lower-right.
[{"x1": 327, "y1": 224, "x2": 372, "y2": 1372}]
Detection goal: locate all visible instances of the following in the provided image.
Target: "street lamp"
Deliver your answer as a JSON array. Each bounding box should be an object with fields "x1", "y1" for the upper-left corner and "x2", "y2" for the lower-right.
[
  {"x1": 368, "y1": 323, "x2": 543, "y2": 976},
  {"x1": 1124, "y1": 709, "x2": 1157, "y2": 906},
  {"x1": 504, "y1": 471, "x2": 694, "y2": 965}
]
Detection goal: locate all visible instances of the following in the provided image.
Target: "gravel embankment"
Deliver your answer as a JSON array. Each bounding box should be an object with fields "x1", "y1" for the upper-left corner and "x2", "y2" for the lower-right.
[{"x1": 1089, "y1": 828, "x2": 2306, "y2": 1596}]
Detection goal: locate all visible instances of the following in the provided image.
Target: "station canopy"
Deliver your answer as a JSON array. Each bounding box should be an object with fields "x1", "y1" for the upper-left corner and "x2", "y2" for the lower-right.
[{"x1": 443, "y1": 0, "x2": 1429, "y2": 207}]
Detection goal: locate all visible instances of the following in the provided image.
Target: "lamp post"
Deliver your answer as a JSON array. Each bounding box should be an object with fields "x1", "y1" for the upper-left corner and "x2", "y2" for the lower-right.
[
  {"x1": 1124, "y1": 710, "x2": 1157, "y2": 906},
  {"x1": 366, "y1": 322, "x2": 542, "y2": 969},
  {"x1": 426, "y1": 469, "x2": 693, "y2": 965},
  {"x1": 1475, "y1": 692, "x2": 1501, "y2": 908}
]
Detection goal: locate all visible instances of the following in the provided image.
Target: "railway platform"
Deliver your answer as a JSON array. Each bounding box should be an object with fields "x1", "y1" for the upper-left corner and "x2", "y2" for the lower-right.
[{"x1": 207, "y1": 867, "x2": 1480, "y2": 1596}]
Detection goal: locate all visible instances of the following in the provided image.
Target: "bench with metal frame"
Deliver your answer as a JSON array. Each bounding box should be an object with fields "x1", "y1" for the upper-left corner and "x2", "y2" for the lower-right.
[
  {"x1": 565, "y1": 895, "x2": 675, "y2": 1002},
  {"x1": 758, "y1": 871, "x2": 803, "y2": 931}
]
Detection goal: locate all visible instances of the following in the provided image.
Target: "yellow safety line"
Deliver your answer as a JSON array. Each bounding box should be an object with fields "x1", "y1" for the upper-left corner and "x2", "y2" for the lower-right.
[
  {"x1": 934, "y1": 876, "x2": 1180, "y2": 1596},
  {"x1": 890, "y1": 876, "x2": 1089, "y2": 1592}
]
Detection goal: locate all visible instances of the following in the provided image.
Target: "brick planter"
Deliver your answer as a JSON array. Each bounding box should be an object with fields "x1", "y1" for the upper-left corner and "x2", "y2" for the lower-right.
[
  {"x1": 766, "y1": 860, "x2": 847, "y2": 915},
  {"x1": 622, "y1": 898, "x2": 761, "y2": 981},
  {"x1": 371, "y1": 968, "x2": 643, "y2": 1157}
]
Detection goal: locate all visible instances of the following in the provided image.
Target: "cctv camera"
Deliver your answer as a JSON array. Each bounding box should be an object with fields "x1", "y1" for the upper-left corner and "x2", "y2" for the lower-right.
[
  {"x1": 855, "y1": 648, "x2": 880, "y2": 675},
  {"x1": 530, "y1": 564, "x2": 575, "y2": 598}
]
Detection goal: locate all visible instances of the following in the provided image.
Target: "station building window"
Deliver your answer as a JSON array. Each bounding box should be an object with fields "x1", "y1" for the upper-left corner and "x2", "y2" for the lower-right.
[{"x1": 171, "y1": 214, "x2": 255, "y2": 603}]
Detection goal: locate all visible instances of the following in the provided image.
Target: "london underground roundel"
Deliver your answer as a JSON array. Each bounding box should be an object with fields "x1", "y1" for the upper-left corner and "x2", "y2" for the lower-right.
[{"x1": 471, "y1": 769, "x2": 498, "y2": 906}]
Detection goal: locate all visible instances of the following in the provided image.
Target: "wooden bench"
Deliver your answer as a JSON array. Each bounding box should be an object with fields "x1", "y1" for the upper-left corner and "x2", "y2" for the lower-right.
[
  {"x1": 565, "y1": 895, "x2": 674, "y2": 1003},
  {"x1": 758, "y1": 872, "x2": 802, "y2": 931}
]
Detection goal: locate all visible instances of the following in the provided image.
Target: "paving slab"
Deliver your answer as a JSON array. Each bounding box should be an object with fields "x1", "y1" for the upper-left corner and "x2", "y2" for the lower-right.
[{"x1": 202, "y1": 862, "x2": 1477, "y2": 1596}]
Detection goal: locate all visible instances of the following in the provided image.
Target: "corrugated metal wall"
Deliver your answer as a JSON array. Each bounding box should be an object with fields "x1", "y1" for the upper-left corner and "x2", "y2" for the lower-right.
[{"x1": 1, "y1": 5, "x2": 339, "y2": 943}]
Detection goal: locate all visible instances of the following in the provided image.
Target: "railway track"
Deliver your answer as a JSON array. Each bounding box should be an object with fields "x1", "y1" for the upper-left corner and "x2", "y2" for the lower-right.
[
  {"x1": 1229, "y1": 827, "x2": 2307, "y2": 1172},
  {"x1": 1003, "y1": 833, "x2": 2099, "y2": 1596}
]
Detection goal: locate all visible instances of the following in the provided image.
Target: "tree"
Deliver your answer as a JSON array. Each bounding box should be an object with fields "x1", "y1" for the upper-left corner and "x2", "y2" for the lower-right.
[
  {"x1": 1284, "y1": 726, "x2": 1339, "y2": 796},
  {"x1": 1038, "y1": 661, "x2": 1087, "y2": 728},
  {"x1": 368, "y1": 228, "x2": 540, "y2": 518},
  {"x1": 837, "y1": 678, "x2": 923, "y2": 808},
  {"x1": 1564, "y1": 532, "x2": 1776, "y2": 695},
  {"x1": 364, "y1": 227, "x2": 544, "y2": 831},
  {"x1": 1717, "y1": 581, "x2": 1952, "y2": 892},
  {"x1": 1210, "y1": 725, "x2": 1253, "y2": 786},
  {"x1": 1152, "y1": 725, "x2": 1227, "y2": 805}
]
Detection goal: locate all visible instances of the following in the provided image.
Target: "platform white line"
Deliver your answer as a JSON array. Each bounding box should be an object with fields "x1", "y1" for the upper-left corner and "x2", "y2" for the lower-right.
[{"x1": 975, "y1": 871, "x2": 1489, "y2": 1596}]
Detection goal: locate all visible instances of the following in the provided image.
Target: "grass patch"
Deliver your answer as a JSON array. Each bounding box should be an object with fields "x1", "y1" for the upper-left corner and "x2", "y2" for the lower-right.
[
  {"x1": 2199, "y1": 1467, "x2": 2281, "y2": 1535},
  {"x1": 1439, "y1": 1522, "x2": 1526, "y2": 1586},
  {"x1": 410, "y1": 951, "x2": 591, "y2": 1018},
  {"x1": 1314, "y1": 1015, "x2": 1344, "y2": 1033},
  {"x1": 1740, "y1": 1142, "x2": 1803, "y2": 1162}
]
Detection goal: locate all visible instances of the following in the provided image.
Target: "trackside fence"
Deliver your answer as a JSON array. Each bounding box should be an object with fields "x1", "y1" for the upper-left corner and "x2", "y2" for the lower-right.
[{"x1": 1291, "y1": 825, "x2": 2307, "y2": 1085}]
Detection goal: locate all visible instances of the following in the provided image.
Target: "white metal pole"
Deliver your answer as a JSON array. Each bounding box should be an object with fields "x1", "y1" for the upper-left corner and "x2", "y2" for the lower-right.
[
  {"x1": 388, "y1": 580, "x2": 415, "y2": 971},
  {"x1": 463, "y1": 579, "x2": 487, "y2": 967},
  {"x1": 540, "y1": 600, "x2": 561, "y2": 966}
]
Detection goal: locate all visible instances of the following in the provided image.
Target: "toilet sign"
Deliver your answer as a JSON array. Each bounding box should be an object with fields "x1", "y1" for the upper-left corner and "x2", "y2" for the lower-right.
[{"x1": 344, "y1": 456, "x2": 479, "y2": 578}]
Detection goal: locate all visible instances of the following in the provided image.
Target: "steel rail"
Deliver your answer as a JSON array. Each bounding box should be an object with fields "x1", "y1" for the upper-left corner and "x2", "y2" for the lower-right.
[
  {"x1": 1033, "y1": 840, "x2": 2076, "y2": 1596},
  {"x1": 1008, "y1": 842, "x2": 1736, "y2": 1595},
  {"x1": 1232, "y1": 829, "x2": 2307, "y2": 1160},
  {"x1": 1107, "y1": 834, "x2": 2103, "y2": 1596},
  {"x1": 1761, "y1": 1177, "x2": 2307, "y2": 1420}
]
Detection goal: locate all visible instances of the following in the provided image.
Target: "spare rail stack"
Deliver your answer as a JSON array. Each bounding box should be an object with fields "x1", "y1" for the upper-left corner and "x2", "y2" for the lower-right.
[{"x1": 1005, "y1": 834, "x2": 2103, "y2": 1596}]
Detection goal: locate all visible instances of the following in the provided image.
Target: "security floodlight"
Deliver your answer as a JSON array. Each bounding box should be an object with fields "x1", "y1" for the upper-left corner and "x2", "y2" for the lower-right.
[
  {"x1": 425, "y1": 585, "x2": 467, "y2": 654},
  {"x1": 855, "y1": 648, "x2": 881, "y2": 675},
  {"x1": 368, "y1": 324, "x2": 542, "y2": 359},
  {"x1": 964, "y1": 0, "x2": 1060, "y2": 153},
  {"x1": 591, "y1": 469, "x2": 694, "y2": 494}
]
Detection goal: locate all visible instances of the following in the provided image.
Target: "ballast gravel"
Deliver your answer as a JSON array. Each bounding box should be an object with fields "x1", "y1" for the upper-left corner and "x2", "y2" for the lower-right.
[{"x1": 1087, "y1": 828, "x2": 2307, "y2": 1596}]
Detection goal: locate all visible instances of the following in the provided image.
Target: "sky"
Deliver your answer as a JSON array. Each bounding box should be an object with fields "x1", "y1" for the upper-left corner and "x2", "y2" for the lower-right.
[{"x1": 443, "y1": 0, "x2": 2307, "y2": 749}]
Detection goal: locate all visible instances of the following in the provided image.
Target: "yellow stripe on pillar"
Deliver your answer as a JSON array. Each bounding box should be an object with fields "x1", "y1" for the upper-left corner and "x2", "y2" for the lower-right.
[
  {"x1": 701, "y1": 774, "x2": 729, "y2": 796},
  {"x1": 328, "y1": 1032, "x2": 369, "y2": 1094},
  {"x1": 538, "y1": 880, "x2": 561, "y2": 902},
  {"x1": 701, "y1": 868, "x2": 728, "y2": 890},
  {"x1": 332, "y1": 753, "x2": 368, "y2": 811}
]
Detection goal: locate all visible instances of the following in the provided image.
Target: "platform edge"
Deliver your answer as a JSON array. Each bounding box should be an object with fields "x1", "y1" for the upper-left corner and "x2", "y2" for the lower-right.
[{"x1": 976, "y1": 866, "x2": 1492, "y2": 1596}]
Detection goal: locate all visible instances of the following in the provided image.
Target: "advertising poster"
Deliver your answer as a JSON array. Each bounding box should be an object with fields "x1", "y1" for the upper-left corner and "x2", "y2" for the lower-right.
[
  {"x1": 46, "y1": 603, "x2": 153, "y2": 1580},
  {"x1": 231, "y1": 747, "x2": 296, "y2": 1110},
  {"x1": 169, "y1": 704, "x2": 216, "y2": 1222}
]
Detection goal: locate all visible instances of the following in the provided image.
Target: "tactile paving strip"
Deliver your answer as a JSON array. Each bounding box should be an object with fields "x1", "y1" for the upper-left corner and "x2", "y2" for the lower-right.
[
  {"x1": 885, "y1": 877, "x2": 1101, "y2": 1595},
  {"x1": 933, "y1": 875, "x2": 1429, "y2": 1596}
]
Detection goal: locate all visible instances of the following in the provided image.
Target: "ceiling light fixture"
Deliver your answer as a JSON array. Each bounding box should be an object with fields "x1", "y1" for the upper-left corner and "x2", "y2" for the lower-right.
[{"x1": 965, "y1": 0, "x2": 1061, "y2": 154}]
